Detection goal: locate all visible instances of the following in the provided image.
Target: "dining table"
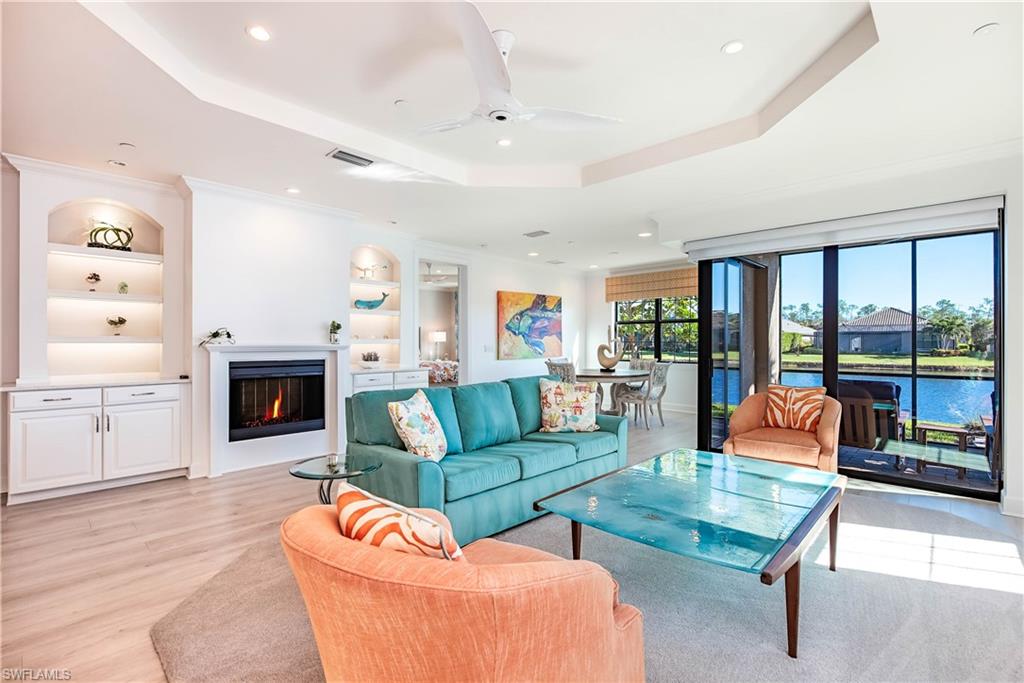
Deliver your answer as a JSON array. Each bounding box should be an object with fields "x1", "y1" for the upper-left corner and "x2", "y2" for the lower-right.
[{"x1": 575, "y1": 367, "x2": 650, "y2": 416}]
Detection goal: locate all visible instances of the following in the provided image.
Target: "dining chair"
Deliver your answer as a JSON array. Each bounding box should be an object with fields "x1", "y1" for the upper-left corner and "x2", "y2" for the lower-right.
[
  {"x1": 545, "y1": 359, "x2": 576, "y2": 383},
  {"x1": 615, "y1": 362, "x2": 670, "y2": 429}
]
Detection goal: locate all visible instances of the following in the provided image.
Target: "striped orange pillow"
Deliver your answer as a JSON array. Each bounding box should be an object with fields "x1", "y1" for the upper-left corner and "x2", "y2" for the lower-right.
[
  {"x1": 336, "y1": 483, "x2": 464, "y2": 561},
  {"x1": 762, "y1": 385, "x2": 826, "y2": 433}
]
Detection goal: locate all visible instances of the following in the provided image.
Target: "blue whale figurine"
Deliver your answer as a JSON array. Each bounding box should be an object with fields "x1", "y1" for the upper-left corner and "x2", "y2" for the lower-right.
[{"x1": 354, "y1": 292, "x2": 389, "y2": 310}]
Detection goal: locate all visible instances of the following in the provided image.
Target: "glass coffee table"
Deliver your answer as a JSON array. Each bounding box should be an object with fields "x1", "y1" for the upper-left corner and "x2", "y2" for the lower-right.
[
  {"x1": 289, "y1": 455, "x2": 381, "y2": 504},
  {"x1": 534, "y1": 448, "x2": 846, "y2": 658}
]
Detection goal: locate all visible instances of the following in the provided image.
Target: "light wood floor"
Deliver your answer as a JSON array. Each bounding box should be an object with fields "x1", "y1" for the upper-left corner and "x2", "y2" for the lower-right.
[{"x1": 1, "y1": 411, "x2": 1016, "y2": 682}]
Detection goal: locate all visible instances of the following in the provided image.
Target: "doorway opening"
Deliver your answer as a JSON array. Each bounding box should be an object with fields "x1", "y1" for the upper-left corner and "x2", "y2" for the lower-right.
[{"x1": 418, "y1": 261, "x2": 463, "y2": 386}]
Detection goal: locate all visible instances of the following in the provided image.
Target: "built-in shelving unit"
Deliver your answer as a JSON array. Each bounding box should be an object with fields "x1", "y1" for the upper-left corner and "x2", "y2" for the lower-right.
[
  {"x1": 45, "y1": 199, "x2": 166, "y2": 377},
  {"x1": 350, "y1": 245, "x2": 401, "y2": 367}
]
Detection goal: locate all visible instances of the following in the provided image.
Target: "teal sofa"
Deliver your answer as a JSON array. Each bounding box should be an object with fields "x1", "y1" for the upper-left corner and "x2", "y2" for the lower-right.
[{"x1": 344, "y1": 376, "x2": 628, "y2": 544}]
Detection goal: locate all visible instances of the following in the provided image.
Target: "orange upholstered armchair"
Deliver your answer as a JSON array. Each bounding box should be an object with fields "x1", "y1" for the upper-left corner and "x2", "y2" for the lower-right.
[
  {"x1": 722, "y1": 392, "x2": 842, "y2": 472},
  {"x1": 280, "y1": 505, "x2": 644, "y2": 683}
]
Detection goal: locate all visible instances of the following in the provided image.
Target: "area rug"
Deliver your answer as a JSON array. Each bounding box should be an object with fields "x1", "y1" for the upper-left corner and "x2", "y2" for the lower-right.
[{"x1": 151, "y1": 493, "x2": 1023, "y2": 682}]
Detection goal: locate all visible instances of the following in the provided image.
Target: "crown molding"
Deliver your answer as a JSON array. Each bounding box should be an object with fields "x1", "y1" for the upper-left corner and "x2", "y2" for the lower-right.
[
  {"x1": 179, "y1": 176, "x2": 361, "y2": 221},
  {"x1": 1, "y1": 153, "x2": 179, "y2": 195}
]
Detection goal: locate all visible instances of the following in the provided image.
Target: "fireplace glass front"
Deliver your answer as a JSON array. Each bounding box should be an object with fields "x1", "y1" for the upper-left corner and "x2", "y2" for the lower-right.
[{"x1": 228, "y1": 360, "x2": 325, "y2": 442}]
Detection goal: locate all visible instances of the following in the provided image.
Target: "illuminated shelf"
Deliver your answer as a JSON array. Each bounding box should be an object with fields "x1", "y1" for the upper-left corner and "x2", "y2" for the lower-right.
[
  {"x1": 47, "y1": 243, "x2": 163, "y2": 264},
  {"x1": 48, "y1": 289, "x2": 162, "y2": 304},
  {"x1": 350, "y1": 278, "x2": 400, "y2": 289},
  {"x1": 350, "y1": 308, "x2": 399, "y2": 317},
  {"x1": 350, "y1": 339, "x2": 400, "y2": 345},
  {"x1": 49, "y1": 336, "x2": 162, "y2": 344}
]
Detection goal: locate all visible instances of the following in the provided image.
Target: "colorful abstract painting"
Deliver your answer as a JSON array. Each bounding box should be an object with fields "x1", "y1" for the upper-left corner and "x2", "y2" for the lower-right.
[{"x1": 497, "y1": 291, "x2": 563, "y2": 359}]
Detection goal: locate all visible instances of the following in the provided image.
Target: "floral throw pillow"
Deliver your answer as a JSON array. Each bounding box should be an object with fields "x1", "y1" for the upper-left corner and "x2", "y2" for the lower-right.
[
  {"x1": 336, "y1": 483, "x2": 464, "y2": 561},
  {"x1": 539, "y1": 378, "x2": 600, "y2": 433},
  {"x1": 763, "y1": 384, "x2": 826, "y2": 433},
  {"x1": 387, "y1": 389, "x2": 447, "y2": 461}
]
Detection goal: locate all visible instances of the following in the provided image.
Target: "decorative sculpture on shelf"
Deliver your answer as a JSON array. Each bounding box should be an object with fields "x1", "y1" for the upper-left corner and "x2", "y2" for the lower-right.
[
  {"x1": 106, "y1": 316, "x2": 127, "y2": 335},
  {"x1": 352, "y1": 262, "x2": 390, "y2": 280},
  {"x1": 117, "y1": 281, "x2": 129, "y2": 295},
  {"x1": 329, "y1": 320, "x2": 342, "y2": 344},
  {"x1": 360, "y1": 351, "x2": 381, "y2": 369},
  {"x1": 85, "y1": 272, "x2": 101, "y2": 291},
  {"x1": 199, "y1": 327, "x2": 235, "y2": 347},
  {"x1": 596, "y1": 325, "x2": 624, "y2": 372},
  {"x1": 88, "y1": 219, "x2": 134, "y2": 252},
  {"x1": 353, "y1": 291, "x2": 389, "y2": 310}
]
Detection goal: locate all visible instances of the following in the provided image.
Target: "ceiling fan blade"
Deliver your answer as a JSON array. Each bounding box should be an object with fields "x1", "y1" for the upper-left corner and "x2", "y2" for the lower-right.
[
  {"x1": 452, "y1": 1, "x2": 512, "y2": 102},
  {"x1": 520, "y1": 107, "x2": 622, "y2": 131},
  {"x1": 417, "y1": 114, "x2": 478, "y2": 135}
]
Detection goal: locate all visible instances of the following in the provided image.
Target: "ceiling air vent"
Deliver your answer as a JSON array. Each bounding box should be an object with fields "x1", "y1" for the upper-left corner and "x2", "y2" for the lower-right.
[
  {"x1": 326, "y1": 147, "x2": 374, "y2": 167},
  {"x1": 523, "y1": 230, "x2": 550, "y2": 238},
  {"x1": 546, "y1": 259, "x2": 566, "y2": 265}
]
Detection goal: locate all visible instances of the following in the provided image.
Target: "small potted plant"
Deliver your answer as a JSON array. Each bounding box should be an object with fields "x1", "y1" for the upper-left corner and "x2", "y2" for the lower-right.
[
  {"x1": 329, "y1": 320, "x2": 342, "y2": 344},
  {"x1": 360, "y1": 351, "x2": 381, "y2": 369},
  {"x1": 117, "y1": 281, "x2": 129, "y2": 295},
  {"x1": 85, "y1": 272, "x2": 101, "y2": 292},
  {"x1": 106, "y1": 316, "x2": 127, "y2": 335}
]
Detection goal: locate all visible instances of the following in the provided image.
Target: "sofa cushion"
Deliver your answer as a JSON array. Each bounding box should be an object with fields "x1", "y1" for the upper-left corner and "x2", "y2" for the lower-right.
[
  {"x1": 452, "y1": 382, "x2": 522, "y2": 451},
  {"x1": 439, "y1": 452, "x2": 521, "y2": 502},
  {"x1": 351, "y1": 388, "x2": 463, "y2": 454},
  {"x1": 472, "y1": 440, "x2": 576, "y2": 479},
  {"x1": 387, "y1": 389, "x2": 448, "y2": 461},
  {"x1": 503, "y1": 375, "x2": 558, "y2": 435},
  {"x1": 523, "y1": 431, "x2": 619, "y2": 462},
  {"x1": 731, "y1": 427, "x2": 821, "y2": 467}
]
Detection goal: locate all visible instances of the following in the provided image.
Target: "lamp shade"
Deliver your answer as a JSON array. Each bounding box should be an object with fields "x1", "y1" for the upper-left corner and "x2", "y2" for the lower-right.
[{"x1": 431, "y1": 330, "x2": 448, "y2": 343}]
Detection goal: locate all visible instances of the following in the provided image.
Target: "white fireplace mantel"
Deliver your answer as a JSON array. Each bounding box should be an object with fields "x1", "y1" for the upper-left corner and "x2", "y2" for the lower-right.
[{"x1": 204, "y1": 343, "x2": 350, "y2": 476}]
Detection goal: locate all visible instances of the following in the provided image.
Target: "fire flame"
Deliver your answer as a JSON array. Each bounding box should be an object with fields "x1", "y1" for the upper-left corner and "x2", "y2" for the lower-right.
[{"x1": 266, "y1": 385, "x2": 283, "y2": 420}]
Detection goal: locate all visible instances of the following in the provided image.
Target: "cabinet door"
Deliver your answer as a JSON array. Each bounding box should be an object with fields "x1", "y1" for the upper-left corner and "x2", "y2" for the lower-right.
[
  {"x1": 103, "y1": 401, "x2": 181, "y2": 479},
  {"x1": 8, "y1": 407, "x2": 103, "y2": 493}
]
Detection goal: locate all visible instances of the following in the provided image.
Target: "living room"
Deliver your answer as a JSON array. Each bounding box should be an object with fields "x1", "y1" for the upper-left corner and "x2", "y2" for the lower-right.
[{"x1": 1, "y1": 2, "x2": 1022, "y2": 682}]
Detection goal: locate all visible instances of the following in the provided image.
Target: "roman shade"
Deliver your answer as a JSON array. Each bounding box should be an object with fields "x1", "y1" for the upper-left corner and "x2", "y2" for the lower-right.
[
  {"x1": 605, "y1": 267, "x2": 697, "y2": 303},
  {"x1": 683, "y1": 196, "x2": 1004, "y2": 262}
]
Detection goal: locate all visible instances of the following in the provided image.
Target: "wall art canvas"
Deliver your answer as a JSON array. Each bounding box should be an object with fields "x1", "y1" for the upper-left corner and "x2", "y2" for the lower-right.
[{"x1": 497, "y1": 291, "x2": 563, "y2": 359}]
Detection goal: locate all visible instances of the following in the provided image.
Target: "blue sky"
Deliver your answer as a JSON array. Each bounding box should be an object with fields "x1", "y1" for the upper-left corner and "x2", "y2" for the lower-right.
[{"x1": 780, "y1": 232, "x2": 995, "y2": 313}]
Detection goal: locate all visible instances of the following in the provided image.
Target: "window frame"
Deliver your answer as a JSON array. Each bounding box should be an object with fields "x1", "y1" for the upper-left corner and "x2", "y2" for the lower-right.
[{"x1": 614, "y1": 296, "x2": 698, "y2": 363}]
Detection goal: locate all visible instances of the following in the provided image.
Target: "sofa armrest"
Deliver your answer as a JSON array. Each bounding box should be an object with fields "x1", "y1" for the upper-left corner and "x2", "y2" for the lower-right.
[
  {"x1": 596, "y1": 413, "x2": 628, "y2": 449},
  {"x1": 345, "y1": 443, "x2": 445, "y2": 510},
  {"x1": 727, "y1": 393, "x2": 767, "y2": 438},
  {"x1": 816, "y1": 396, "x2": 842, "y2": 472}
]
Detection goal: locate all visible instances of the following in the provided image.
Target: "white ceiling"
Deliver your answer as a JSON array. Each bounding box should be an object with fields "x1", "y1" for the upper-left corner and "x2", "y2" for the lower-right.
[{"x1": 2, "y1": 2, "x2": 1021, "y2": 271}]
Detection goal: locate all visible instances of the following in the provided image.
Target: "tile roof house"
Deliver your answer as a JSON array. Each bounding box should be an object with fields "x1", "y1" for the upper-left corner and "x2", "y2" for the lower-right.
[{"x1": 837, "y1": 306, "x2": 938, "y2": 354}]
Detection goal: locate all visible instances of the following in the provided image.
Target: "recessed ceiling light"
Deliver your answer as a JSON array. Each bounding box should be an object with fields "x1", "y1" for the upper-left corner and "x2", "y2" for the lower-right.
[
  {"x1": 588, "y1": 264, "x2": 599, "y2": 269},
  {"x1": 638, "y1": 232, "x2": 653, "y2": 238},
  {"x1": 721, "y1": 40, "x2": 744, "y2": 55},
  {"x1": 247, "y1": 25, "x2": 271, "y2": 42},
  {"x1": 608, "y1": 251, "x2": 619, "y2": 255},
  {"x1": 527, "y1": 251, "x2": 539, "y2": 257},
  {"x1": 106, "y1": 159, "x2": 126, "y2": 167},
  {"x1": 285, "y1": 187, "x2": 301, "y2": 194},
  {"x1": 496, "y1": 138, "x2": 512, "y2": 147},
  {"x1": 393, "y1": 99, "x2": 407, "y2": 107},
  {"x1": 388, "y1": 220, "x2": 398, "y2": 225},
  {"x1": 973, "y1": 22, "x2": 1000, "y2": 36}
]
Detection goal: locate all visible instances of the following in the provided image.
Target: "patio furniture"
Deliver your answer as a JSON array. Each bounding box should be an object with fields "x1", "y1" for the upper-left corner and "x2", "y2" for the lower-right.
[
  {"x1": 914, "y1": 422, "x2": 974, "y2": 479},
  {"x1": 534, "y1": 448, "x2": 847, "y2": 659},
  {"x1": 614, "y1": 362, "x2": 670, "y2": 429},
  {"x1": 723, "y1": 391, "x2": 842, "y2": 472},
  {"x1": 838, "y1": 396, "x2": 882, "y2": 451}
]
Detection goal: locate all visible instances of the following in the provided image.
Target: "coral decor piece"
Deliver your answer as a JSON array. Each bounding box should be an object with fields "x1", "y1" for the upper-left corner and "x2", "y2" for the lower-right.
[
  {"x1": 497, "y1": 291, "x2": 562, "y2": 359},
  {"x1": 117, "y1": 281, "x2": 129, "y2": 294},
  {"x1": 353, "y1": 292, "x2": 389, "y2": 310},
  {"x1": 199, "y1": 327, "x2": 235, "y2": 347},
  {"x1": 87, "y1": 218, "x2": 134, "y2": 252},
  {"x1": 106, "y1": 316, "x2": 127, "y2": 335},
  {"x1": 85, "y1": 272, "x2": 101, "y2": 291},
  {"x1": 351, "y1": 262, "x2": 390, "y2": 280}
]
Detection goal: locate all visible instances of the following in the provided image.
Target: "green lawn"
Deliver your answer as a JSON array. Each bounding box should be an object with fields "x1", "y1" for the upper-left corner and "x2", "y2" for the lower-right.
[{"x1": 782, "y1": 353, "x2": 993, "y2": 373}]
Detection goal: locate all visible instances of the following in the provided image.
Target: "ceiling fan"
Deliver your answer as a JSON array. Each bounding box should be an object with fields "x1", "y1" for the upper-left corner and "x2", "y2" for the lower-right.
[
  {"x1": 419, "y1": 2, "x2": 621, "y2": 135},
  {"x1": 420, "y1": 262, "x2": 452, "y2": 283}
]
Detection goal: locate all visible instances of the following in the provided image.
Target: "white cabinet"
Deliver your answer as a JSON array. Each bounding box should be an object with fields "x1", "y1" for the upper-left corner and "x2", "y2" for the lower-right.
[
  {"x1": 352, "y1": 369, "x2": 429, "y2": 394},
  {"x1": 8, "y1": 406, "x2": 103, "y2": 493},
  {"x1": 103, "y1": 401, "x2": 181, "y2": 479},
  {"x1": 5, "y1": 382, "x2": 186, "y2": 501}
]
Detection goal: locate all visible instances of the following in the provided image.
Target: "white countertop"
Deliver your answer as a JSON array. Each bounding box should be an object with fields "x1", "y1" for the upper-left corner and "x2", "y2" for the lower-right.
[
  {"x1": 1, "y1": 374, "x2": 191, "y2": 392},
  {"x1": 350, "y1": 364, "x2": 423, "y2": 375}
]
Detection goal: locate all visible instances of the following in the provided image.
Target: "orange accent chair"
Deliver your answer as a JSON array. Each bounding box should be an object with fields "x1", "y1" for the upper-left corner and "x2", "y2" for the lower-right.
[
  {"x1": 722, "y1": 392, "x2": 842, "y2": 472},
  {"x1": 280, "y1": 505, "x2": 644, "y2": 683}
]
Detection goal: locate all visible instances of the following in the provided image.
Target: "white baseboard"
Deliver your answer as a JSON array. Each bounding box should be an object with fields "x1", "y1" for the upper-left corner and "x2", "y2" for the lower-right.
[
  {"x1": 1000, "y1": 492, "x2": 1024, "y2": 518},
  {"x1": 661, "y1": 402, "x2": 696, "y2": 414},
  {"x1": 4, "y1": 468, "x2": 188, "y2": 505}
]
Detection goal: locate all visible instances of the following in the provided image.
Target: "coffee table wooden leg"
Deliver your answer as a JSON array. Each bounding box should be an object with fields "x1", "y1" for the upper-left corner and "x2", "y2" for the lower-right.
[
  {"x1": 829, "y1": 504, "x2": 839, "y2": 572},
  {"x1": 571, "y1": 520, "x2": 582, "y2": 560},
  {"x1": 785, "y1": 561, "x2": 801, "y2": 658}
]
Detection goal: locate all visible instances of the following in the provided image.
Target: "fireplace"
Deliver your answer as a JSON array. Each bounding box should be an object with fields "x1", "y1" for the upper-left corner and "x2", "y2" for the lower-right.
[{"x1": 228, "y1": 360, "x2": 325, "y2": 442}]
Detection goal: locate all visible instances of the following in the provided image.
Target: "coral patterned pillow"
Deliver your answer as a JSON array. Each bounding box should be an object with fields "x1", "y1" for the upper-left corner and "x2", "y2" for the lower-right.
[
  {"x1": 763, "y1": 384, "x2": 827, "y2": 433},
  {"x1": 336, "y1": 483, "x2": 464, "y2": 561},
  {"x1": 539, "y1": 378, "x2": 600, "y2": 432},
  {"x1": 387, "y1": 389, "x2": 447, "y2": 461}
]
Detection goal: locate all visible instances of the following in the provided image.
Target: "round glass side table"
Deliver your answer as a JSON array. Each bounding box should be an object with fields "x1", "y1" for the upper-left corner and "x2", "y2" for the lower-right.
[{"x1": 288, "y1": 455, "x2": 382, "y2": 504}]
